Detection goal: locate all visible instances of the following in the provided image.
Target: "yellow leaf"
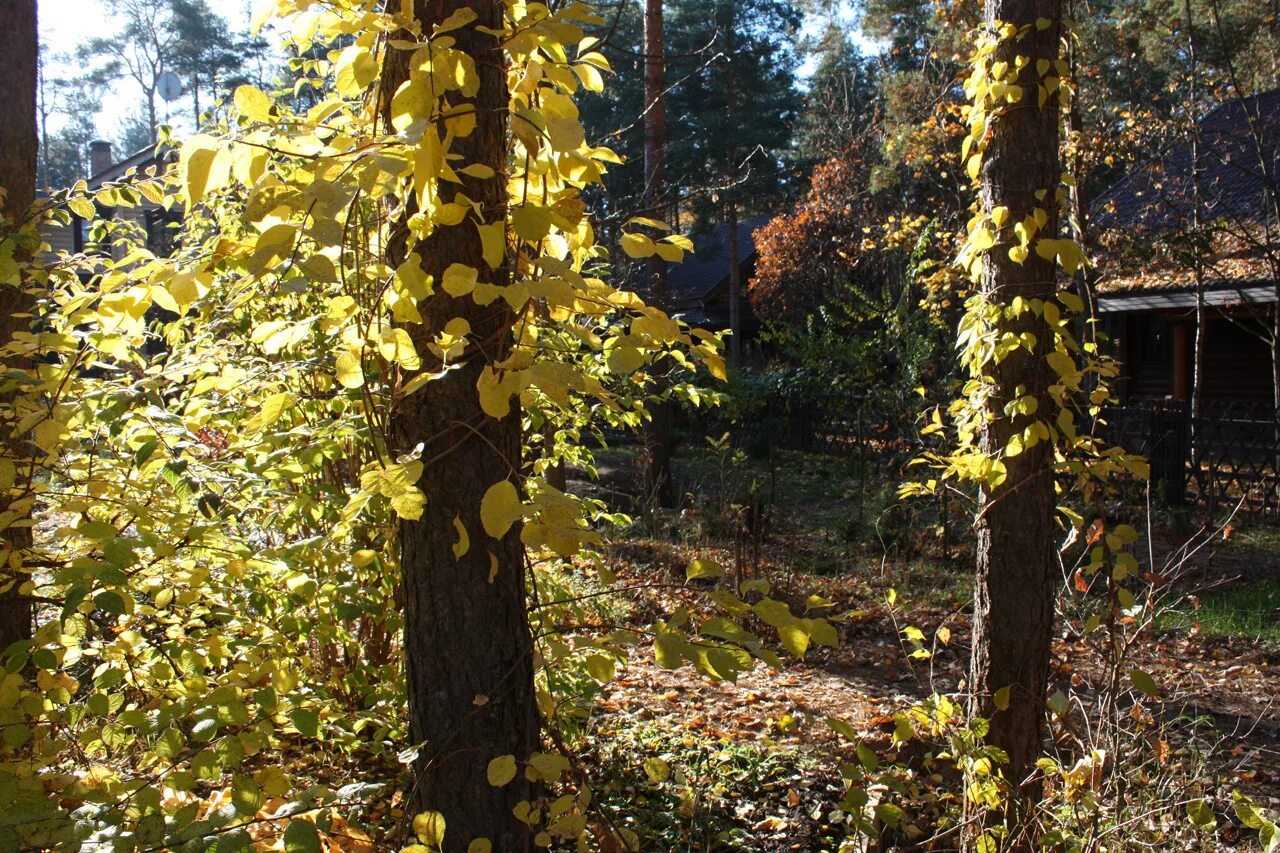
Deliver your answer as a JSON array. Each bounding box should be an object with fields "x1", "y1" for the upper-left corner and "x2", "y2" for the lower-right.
[
  {"x1": 246, "y1": 392, "x2": 295, "y2": 432},
  {"x1": 971, "y1": 226, "x2": 996, "y2": 252},
  {"x1": 336, "y1": 351, "x2": 364, "y2": 389},
  {"x1": 486, "y1": 755, "x2": 517, "y2": 787},
  {"x1": 452, "y1": 516, "x2": 470, "y2": 559},
  {"x1": 442, "y1": 263, "x2": 478, "y2": 297},
  {"x1": 468, "y1": 841, "x2": 493, "y2": 853},
  {"x1": 477, "y1": 366, "x2": 521, "y2": 418},
  {"x1": 67, "y1": 196, "x2": 95, "y2": 220},
  {"x1": 994, "y1": 685, "x2": 1011, "y2": 711},
  {"x1": 654, "y1": 242, "x2": 684, "y2": 263},
  {"x1": 606, "y1": 346, "x2": 645, "y2": 373},
  {"x1": 413, "y1": 811, "x2": 446, "y2": 847},
  {"x1": 180, "y1": 134, "x2": 222, "y2": 207},
  {"x1": 436, "y1": 7, "x2": 478, "y2": 32},
  {"x1": 335, "y1": 44, "x2": 378, "y2": 99},
  {"x1": 620, "y1": 232, "x2": 655, "y2": 258},
  {"x1": 480, "y1": 480, "x2": 521, "y2": 539},
  {"x1": 475, "y1": 220, "x2": 505, "y2": 269},
  {"x1": 573, "y1": 62, "x2": 605, "y2": 92},
  {"x1": 233, "y1": 85, "x2": 272, "y2": 122},
  {"x1": 378, "y1": 328, "x2": 420, "y2": 370},
  {"x1": 704, "y1": 353, "x2": 727, "y2": 382},
  {"x1": 990, "y1": 205, "x2": 1009, "y2": 228}
]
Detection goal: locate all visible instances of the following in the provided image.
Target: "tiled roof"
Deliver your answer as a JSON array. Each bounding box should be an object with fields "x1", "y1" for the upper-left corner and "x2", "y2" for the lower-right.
[{"x1": 1093, "y1": 90, "x2": 1280, "y2": 296}]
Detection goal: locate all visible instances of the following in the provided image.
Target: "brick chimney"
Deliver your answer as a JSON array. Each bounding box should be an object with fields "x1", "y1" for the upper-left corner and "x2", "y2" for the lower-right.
[{"x1": 88, "y1": 140, "x2": 113, "y2": 178}]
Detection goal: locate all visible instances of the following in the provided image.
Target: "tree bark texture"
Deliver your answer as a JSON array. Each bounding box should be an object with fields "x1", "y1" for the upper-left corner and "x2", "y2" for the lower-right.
[
  {"x1": 0, "y1": 0, "x2": 39, "y2": 654},
  {"x1": 381, "y1": 3, "x2": 538, "y2": 850},
  {"x1": 968, "y1": 0, "x2": 1062, "y2": 845},
  {"x1": 642, "y1": 0, "x2": 674, "y2": 507}
]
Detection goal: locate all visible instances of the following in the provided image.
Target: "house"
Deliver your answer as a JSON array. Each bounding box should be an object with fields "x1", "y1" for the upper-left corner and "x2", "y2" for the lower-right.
[
  {"x1": 664, "y1": 213, "x2": 771, "y2": 333},
  {"x1": 1093, "y1": 90, "x2": 1280, "y2": 405},
  {"x1": 41, "y1": 140, "x2": 179, "y2": 263}
]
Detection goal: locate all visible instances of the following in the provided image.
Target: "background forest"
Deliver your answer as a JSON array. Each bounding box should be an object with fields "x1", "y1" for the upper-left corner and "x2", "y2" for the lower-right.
[{"x1": 2, "y1": 0, "x2": 1280, "y2": 851}]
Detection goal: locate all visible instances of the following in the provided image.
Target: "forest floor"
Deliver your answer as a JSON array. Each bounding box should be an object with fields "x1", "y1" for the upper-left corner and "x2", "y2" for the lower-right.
[{"x1": 557, "y1": 442, "x2": 1280, "y2": 851}]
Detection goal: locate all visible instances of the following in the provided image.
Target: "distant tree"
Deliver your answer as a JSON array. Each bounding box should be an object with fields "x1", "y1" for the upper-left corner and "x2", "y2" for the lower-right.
[
  {"x1": 37, "y1": 49, "x2": 102, "y2": 187},
  {"x1": 664, "y1": 0, "x2": 802, "y2": 223},
  {"x1": 793, "y1": 23, "x2": 880, "y2": 165},
  {"x1": 78, "y1": 0, "x2": 178, "y2": 146},
  {"x1": 169, "y1": 0, "x2": 244, "y2": 127},
  {"x1": 579, "y1": 0, "x2": 802, "y2": 230},
  {"x1": 115, "y1": 111, "x2": 157, "y2": 158}
]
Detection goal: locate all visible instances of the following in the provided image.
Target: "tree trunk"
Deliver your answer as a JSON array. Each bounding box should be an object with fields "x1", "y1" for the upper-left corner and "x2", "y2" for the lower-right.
[
  {"x1": 381, "y1": 3, "x2": 538, "y2": 850},
  {"x1": 1184, "y1": 0, "x2": 1207, "y2": 445},
  {"x1": 641, "y1": 0, "x2": 673, "y2": 508},
  {"x1": 0, "y1": 0, "x2": 38, "y2": 656},
  {"x1": 967, "y1": 0, "x2": 1062, "y2": 845},
  {"x1": 727, "y1": 200, "x2": 743, "y2": 368},
  {"x1": 724, "y1": 16, "x2": 743, "y2": 370},
  {"x1": 1063, "y1": 2, "x2": 1099, "y2": 348},
  {"x1": 192, "y1": 71, "x2": 201, "y2": 130}
]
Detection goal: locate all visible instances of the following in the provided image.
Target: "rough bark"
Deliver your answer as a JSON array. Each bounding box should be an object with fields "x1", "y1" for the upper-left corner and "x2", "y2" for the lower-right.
[
  {"x1": 642, "y1": 0, "x2": 674, "y2": 508},
  {"x1": 1185, "y1": 0, "x2": 1207, "y2": 435},
  {"x1": 381, "y1": 3, "x2": 538, "y2": 850},
  {"x1": 0, "y1": 0, "x2": 38, "y2": 655},
  {"x1": 725, "y1": 17, "x2": 743, "y2": 369},
  {"x1": 727, "y1": 200, "x2": 743, "y2": 368},
  {"x1": 967, "y1": 0, "x2": 1062, "y2": 845}
]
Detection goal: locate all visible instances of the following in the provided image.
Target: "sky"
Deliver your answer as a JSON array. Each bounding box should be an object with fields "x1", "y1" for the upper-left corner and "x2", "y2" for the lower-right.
[
  {"x1": 38, "y1": 0, "x2": 873, "y2": 149},
  {"x1": 39, "y1": 0, "x2": 257, "y2": 140}
]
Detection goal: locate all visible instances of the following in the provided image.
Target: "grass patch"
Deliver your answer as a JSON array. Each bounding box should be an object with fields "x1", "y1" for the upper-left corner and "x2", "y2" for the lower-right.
[{"x1": 1157, "y1": 581, "x2": 1280, "y2": 644}]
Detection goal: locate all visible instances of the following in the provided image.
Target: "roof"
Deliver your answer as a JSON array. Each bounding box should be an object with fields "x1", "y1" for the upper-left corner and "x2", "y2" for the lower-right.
[
  {"x1": 88, "y1": 145, "x2": 171, "y2": 188},
  {"x1": 1093, "y1": 89, "x2": 1280, "y2": 306},
  {"x1": 1098, "y1": 280, "x2": 1276, "y2": 312},
  {"x1": 666, "y1": 213, "x2": 773, "y2": 309},
  {"x1": 1094, "y1": 90, "x2": 1280, "y2": 233}
]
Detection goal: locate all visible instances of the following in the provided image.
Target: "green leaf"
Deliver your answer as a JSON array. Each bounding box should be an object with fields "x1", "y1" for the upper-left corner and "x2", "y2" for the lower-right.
[
  {"x1": 283, "y1": 819, "x2": 322, "y2": 853},
  {"x1": 290, "y1": 708, "x2": 320, "y2": 738},
  {"x1": 653, "y1": 632, "x2": 684, "y2": 668},
  {"x1": 1186, "y1": 800, "x2": 1217, "y2": 832},
  {"x1": 1129, "y1": 668, "x2": 1160, "y2": 698}
]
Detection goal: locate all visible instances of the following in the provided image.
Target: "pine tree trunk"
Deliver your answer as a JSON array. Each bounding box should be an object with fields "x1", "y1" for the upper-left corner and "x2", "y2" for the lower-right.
[
  {"x1": 0, "y1": 0, "x2": 38, "y2": 655},
  {"x1": 727, "y1": 200, "x2": 743, "y2": 368},
  {"x1": 642, "y1": 0, "x2": 674, "y2": 508},
  {"x1": 967, "y1": 0, "x2": 1062, "y2": 845},
  {"x1": 724, "y1": 16, "x2": 743, "y2": 370},
  {"x1": 1185, "y1": 0, "x2": 1206, "y2": 438},
  {"x1": 381, "y1": 3, "x2": 538, "y2": 850}
]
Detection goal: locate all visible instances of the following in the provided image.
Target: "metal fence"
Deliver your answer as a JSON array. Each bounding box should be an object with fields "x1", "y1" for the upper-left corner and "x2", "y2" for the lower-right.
[{"x1": 1102, "y1": 400, "x2": 1280, "y2": 518}]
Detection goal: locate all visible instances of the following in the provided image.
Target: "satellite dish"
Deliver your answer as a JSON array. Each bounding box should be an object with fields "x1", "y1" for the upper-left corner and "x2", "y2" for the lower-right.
[{"x1": 157, "y1": 72, "x2": 184, "y2": 102}]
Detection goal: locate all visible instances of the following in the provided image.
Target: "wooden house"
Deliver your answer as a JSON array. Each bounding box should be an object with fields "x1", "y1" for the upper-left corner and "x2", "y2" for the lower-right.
[
  {"x1": 41, "y1": 140, "x2": 179, "y2": 264},
  {"x1": 664, "y1": 213, "x2": 770, "y2": 333},
  {"x1": 1094, "y1": 90, "x2": 1280, "y2": 405}
]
